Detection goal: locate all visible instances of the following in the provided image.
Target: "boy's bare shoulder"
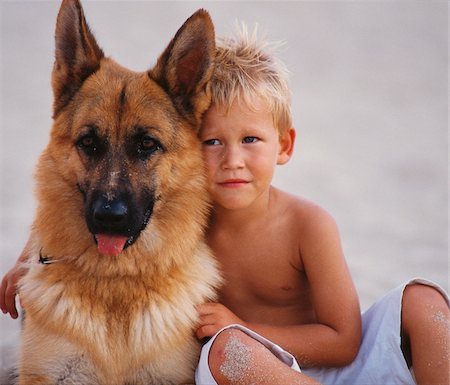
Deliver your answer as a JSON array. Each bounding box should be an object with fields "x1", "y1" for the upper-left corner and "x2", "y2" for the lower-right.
[
  {"x1": 272, "y1": 187, "x2": 336, "y2": 230},
  {"x1": 271, "y1": 187, "x2": 341, "y2": 270}
]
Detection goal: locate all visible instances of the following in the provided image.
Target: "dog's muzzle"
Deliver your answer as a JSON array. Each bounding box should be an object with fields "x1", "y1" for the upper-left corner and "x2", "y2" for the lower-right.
[{"x1": 84, "y1": 190, "x2": 155, "y2": 256}]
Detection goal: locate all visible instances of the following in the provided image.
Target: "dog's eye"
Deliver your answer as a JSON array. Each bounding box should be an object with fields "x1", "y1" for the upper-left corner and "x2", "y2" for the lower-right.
[
  {"x1": 137, "y1": 135, "x2": 163, "y2": 158},
  {"x1": 141, "y1": 137, "x2": 157, "y2": 150},
  {"x1": 77, "y1": 134, "x2": 101, "y2": 156},
  {"x1": 81, "y1": 136, "x2": 95, "y2": 147}
]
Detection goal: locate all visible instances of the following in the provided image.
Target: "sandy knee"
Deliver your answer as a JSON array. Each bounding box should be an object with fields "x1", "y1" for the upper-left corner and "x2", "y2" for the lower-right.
[
  {"x1": 208, "y1": 328, "x2": 254, "y2": 384},
  {"x1": 402, "y1": 284, "x2": 450, "y2": 336},
  {"x1": 208, "y1": 328, "x2": 305, "y2": 385},
  {"x1": 401, "y1": 284, "x2": 450, "y2": 381},
  {"x1": 403, "y1": 284, "x2": 449, "y2": 317}
]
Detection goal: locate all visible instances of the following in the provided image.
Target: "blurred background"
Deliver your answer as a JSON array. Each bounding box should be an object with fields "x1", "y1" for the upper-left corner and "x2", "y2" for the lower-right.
[{"x1": 1, "y1": 0, "x2": 448, "y2": 370}]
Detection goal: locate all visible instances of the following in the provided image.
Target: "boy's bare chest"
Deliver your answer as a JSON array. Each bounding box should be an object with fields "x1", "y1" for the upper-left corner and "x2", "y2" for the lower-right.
[{"x1": 212, "y1": 229, "x2": 315, "y2": 324}]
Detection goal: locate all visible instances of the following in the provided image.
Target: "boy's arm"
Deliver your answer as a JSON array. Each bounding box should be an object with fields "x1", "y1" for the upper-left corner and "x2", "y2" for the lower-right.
[
  {"x1": 197, "y1": 206, "x2": 362, "y2": 368},
  {"x1": 0, "y1": 237, "x2": 33, "y2": 319}
]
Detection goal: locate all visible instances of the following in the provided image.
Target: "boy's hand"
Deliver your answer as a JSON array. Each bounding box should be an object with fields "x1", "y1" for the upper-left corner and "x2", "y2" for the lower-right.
[
  {"x1": 196, "y1": 302, "x2": 247, "y2": 339},
  {"x1": 0, "y1": 262, "x2": 26, "y2": 319}
]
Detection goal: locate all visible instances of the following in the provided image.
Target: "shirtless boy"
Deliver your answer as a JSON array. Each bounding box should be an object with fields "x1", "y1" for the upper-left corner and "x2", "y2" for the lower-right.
[
  {"x1": 2, "y1": 28, "x2": 450, "y2": 385},
  {"x1": 193, "y1": 30, "x2": 450, "y2": 384}
]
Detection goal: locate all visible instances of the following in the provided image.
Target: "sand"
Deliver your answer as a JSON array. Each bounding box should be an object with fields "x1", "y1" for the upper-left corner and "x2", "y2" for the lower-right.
[
  {"x1": 1, "y1": 0, "x2": 448, "y2": 371},
  {"x1": 220, "y1": 332, "x2": 253, "y2": 382}
]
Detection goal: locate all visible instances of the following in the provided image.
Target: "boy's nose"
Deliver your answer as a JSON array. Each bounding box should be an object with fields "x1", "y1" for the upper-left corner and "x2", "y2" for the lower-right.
[{"x1": 221, "y1": 146, "x2": 245, "y2": 170}]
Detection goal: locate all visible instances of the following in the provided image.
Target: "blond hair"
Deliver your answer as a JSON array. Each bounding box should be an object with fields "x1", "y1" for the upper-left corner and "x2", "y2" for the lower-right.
[{"x1": 212, "y1": 23, "x2": 292, "y2": 134}]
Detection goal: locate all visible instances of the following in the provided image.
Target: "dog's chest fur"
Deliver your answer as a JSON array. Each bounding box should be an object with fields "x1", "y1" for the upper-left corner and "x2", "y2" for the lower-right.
[{"x1": 20, "y1": 244, "x2": 219, "y2": 384}]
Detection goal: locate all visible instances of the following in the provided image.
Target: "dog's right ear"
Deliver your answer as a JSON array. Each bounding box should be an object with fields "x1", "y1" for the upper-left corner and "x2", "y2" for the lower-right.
[
  {"x1": 150, "y1": 10, "x2": 215, "y2": 128},
  {"x1": 52, "y1": 0, "x2": 104, "y2": 117}
]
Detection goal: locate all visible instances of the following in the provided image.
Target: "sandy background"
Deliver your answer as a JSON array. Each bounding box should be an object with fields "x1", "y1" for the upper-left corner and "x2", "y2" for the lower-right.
[{"x1": 1, "y1": 0, "x2": 448, "y2": 371}]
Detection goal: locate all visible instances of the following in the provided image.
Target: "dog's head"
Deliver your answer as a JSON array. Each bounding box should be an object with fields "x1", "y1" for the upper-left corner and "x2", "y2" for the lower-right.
[{"x1": 35, "y1": 0, "x2": 215, "y2": 259}]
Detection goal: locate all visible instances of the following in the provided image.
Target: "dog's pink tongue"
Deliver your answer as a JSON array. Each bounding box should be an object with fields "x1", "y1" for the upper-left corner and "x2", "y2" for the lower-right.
[{"x1": 95, "y1": 235, "x2": 128, "y2": 256}]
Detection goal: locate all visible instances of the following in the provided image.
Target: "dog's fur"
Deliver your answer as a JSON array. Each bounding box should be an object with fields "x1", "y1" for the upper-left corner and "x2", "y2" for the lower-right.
[{"x1": 17, "y1": 1, "x2": 221, "y2": 384}]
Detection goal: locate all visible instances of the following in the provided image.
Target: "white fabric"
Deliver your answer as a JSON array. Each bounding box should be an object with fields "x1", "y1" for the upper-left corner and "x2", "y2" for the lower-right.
[
  {"x1": 195, "y1": 278, "x2": 448, "y2": 385},
  {"x1": 304, "y1": 278, "x2": 448, "y2": 384}
]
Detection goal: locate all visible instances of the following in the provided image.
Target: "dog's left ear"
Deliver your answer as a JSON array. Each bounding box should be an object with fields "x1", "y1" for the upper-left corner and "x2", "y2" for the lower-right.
[
  {"x1": 52, "y1": 0, "x2": 104, "y2": 117},
  {"x1": 150, "y1": 9, "x2": 215, "y2": 127}
]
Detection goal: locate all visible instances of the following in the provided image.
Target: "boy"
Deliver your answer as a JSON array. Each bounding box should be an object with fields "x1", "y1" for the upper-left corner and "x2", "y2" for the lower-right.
[
  {"x1": 192, "y1": 28, "x2": 449, "y2": 384},
  {"x1": 2, "y1": 27, "x2": 449, "y2": 385}
]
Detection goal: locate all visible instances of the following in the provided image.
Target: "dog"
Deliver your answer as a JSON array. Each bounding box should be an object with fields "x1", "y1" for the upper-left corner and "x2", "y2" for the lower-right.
[{"x1": 16, "y1": 1, "x2": 221, "y2": 384}]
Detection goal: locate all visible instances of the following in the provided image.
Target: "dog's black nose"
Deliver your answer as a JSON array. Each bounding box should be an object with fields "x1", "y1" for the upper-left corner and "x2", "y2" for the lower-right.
[{"x1": 93, "y1": 197, "x2": 128, "y2": 226}]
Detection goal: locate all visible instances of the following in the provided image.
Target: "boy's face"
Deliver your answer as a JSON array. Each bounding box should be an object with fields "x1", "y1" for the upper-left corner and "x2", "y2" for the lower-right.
[{"x1": 199, "y1": 97, "x2": 293, "y2": 211}]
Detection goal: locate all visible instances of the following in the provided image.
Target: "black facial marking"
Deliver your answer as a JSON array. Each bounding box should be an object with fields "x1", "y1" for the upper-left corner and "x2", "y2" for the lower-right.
[
  {"x1": 125, "y1": 128, "x2": 164, "y2": 161},
  {"x1": 84, "y1": 188, "x2": 156, "y2": 248},
  {"x1": 117, "y1": 85, "x2": 127, "y2": 128},
  {"x1": 76, "y1": 126, "x2": 106, "y2": 158},
  {"x1": 77, "y1": 183, "x2": 87, "y2": 201}
]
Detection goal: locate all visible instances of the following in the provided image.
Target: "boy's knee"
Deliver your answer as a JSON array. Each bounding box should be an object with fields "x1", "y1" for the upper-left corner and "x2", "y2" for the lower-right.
[
  {"x1": 402, "y1": 284, "x2": 449, "y2": 329},
  {"x1": 208, "y1": 328, "x2": 254, "y2": 385},
  {"x1": 207, "y1": 327, "x2": 311, "y2": 385},
  {"x1": 400, "y1": 284, "x2": 449, "y2": 366},
  {"x1": 403, "y1": 284, "x2": 448, "y2": 310}
]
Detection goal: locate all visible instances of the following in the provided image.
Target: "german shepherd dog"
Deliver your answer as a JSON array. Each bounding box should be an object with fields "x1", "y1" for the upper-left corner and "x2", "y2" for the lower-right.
[{"x1": 16, "y1": 0, "x2": 221, "y2": 384}]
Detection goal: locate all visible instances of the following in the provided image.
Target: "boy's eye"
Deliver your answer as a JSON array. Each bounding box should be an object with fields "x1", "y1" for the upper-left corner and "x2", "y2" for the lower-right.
[
  {"x1": 242, "y1": 136, "x2": 259, "y2": 144},
  {"x1": 203, "y1": 139, "x2": 221, "y2": 146}
]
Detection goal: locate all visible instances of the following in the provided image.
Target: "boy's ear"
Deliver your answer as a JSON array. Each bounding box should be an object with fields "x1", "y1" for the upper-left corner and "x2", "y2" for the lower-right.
[{"x1": 277, "y1": 127, "x2": 296, "y2": 165}]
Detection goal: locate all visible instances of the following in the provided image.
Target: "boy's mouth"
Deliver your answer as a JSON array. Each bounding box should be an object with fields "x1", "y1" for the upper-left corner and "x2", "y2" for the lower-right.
[{"x1": 218, "y1": 179, "x2": 249, "y2": 188}]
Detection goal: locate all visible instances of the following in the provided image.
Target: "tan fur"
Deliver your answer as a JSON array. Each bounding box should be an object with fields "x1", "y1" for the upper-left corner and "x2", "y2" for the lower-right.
[{"x1": 17, "y1": 1, "x2": 220, "y2": 384}]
